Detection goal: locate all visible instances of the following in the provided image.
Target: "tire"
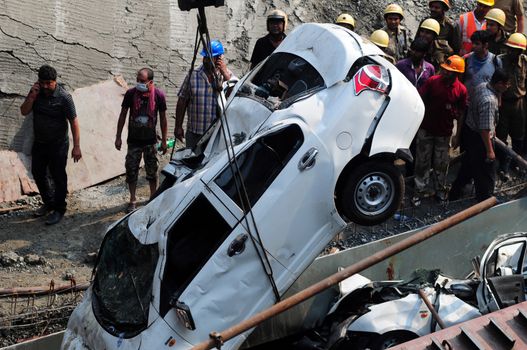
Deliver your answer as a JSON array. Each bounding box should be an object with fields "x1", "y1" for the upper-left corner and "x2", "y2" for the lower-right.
[
  {"x1": 339, "y1": 161, "x2": 404, "y2": 226},
  {"x1": 367, "y1": 331, "x2": 417, "y2": 349}
]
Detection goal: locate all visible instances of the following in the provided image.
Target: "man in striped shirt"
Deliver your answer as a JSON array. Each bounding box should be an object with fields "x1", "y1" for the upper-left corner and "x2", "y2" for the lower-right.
[
  {"x1": 449, "y1": 68, "x2": 511, "y2": 202},
  {"x1": 175, "y1": 40, "x2": 233, "y2": 149}
]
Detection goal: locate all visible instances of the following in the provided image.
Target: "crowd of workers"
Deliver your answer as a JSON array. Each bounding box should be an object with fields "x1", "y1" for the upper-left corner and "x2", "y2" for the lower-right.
[{"x1": 20, "y1": 0, "x2": 527, "y2": 224}]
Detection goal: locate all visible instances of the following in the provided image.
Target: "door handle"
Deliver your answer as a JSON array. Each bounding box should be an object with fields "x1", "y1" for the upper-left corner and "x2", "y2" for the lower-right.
[
  {"x1": 298, "y1": 147, "x2": 319, "y2": 171},
  {"x1": 227, "y1": 234, "x2": 248, "y2": 257}
]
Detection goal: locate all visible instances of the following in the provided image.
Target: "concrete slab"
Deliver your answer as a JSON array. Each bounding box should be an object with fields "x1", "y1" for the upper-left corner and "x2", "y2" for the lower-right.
[{"x1": 65, "y1": 76, "x2": 129, "y2": 192}]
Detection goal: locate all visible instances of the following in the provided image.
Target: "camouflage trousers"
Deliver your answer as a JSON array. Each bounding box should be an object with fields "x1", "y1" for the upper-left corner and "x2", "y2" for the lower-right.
[
  {"x1": 414, "y1": 129, "x2": 451, "y2": 197},
  {"x1": 125, "y1": 144, "x2": 158, "y2": 184}
]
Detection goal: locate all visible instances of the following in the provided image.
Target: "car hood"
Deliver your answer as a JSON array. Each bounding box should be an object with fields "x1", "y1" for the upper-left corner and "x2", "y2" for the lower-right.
[{"x1": 275, "y1": 23, "x2": 383, "y2": 88}]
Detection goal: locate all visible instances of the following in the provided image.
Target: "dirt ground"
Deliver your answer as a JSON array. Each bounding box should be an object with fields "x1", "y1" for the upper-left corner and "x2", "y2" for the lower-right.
[{"x1": 0, "y1": 154, "x2": 171, "y2": 290}]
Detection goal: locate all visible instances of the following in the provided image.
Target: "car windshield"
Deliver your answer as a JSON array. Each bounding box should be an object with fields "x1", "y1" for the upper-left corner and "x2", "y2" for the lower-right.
[
  {"x1": 92, "y1": 217, "x2": 159, "y2": 338},
  {"x1": 236, "y1": 53, "x2": 325, "y2": 109}
]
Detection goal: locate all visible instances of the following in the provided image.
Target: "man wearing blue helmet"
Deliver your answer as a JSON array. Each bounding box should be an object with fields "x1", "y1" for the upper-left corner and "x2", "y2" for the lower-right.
[{"x1": 175, "y1": 40, "x2": 233, "y2": 148}]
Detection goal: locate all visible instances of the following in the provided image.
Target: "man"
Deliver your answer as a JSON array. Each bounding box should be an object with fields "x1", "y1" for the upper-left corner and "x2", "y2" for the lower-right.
[
  {"x1": 496, "y1": 33, "x2": 527, "y2": 176},
  {"x1": 250, "y1": 10, "x2": 287, "y2": 69},
  {"x1": 382, "y1": 4, "x2": 412, "y2": 62},
  {"x1": 459, "y1": 0, "x2": 494, "y2": 55},
  {"x1": 493, "y1": 0, "x2": 524, "y2": 33},
  {"x1": 370, "y1": 30, "x2": 396, "y2": 64},
  {"x1": 115, "y1": 68, "x2": 168, "y2": 213},
  {"x1": 396, "y1": 38, "x2": 435, "y2": 89},
  {"x1": 412, "y1": 55, "x2": 468, "y2": 205},
  {"x1": 335, "y1": 13, "x2": 355, "y2": 31},
  {"x1": 20, "y1": 65, "x2": 82, "y2": 225},
  {"x1": 396, "y1": 38, "x2": 436, "y2": 177},
  {"x1": 427, "y1": 0, "x2": 461, "y2": 57},
  {"x1": 486, "y1": 8, "x2": 509, "y2": 54},
  {"x1": 449, "y1": 69, "x2": 511, "y2": 202},
  {"x1": 175, "y1": 40, "x2": 233, "y2": 149},
  {"x1": 463, "y1": 30, "x2": 502, "y2": 94},
  {"x1": 415, "y1": 18, "x2": 443, "y2": 69}
]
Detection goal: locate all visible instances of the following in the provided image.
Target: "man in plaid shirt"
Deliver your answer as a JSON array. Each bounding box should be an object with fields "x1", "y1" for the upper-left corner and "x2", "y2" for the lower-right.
[
  {"x1": 449, "y1": 68, "x2": 511, "y2": 202},
  {"x1": 175, "y1": 40, "x2": 233, "y2": 148}
]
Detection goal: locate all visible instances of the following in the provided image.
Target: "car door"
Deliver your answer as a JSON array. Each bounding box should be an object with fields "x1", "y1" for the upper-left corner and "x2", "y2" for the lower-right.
[{"x1": 478, "y1": 234, "x2": 527, "y2": 313}]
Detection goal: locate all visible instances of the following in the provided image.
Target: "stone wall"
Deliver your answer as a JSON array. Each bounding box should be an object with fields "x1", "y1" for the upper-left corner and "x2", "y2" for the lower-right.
[{"x1": 0, "y1": 0, "x2": 476, "y2": 153}]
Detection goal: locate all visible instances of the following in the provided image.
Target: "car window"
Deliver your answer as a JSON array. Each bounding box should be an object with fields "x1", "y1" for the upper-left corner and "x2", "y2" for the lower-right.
[
  {"x1": 214, "y1": 124, "x2": 304, "y2": 209},
  {"x1": 159, "y1": 194, "x2": 232, "y2": 317},
  {"x1": 486, "y1": 242, "x2": 526, "y2": 277},
  {"x1": 92, "y1": 217, "x2": 159, "y2": 338},
  {"x1": 237, "y1": 53, "x2": 325, "y2": 108}
]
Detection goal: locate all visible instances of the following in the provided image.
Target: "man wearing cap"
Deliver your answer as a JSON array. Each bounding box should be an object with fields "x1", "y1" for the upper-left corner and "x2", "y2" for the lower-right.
[
  {"x1": 458, "y1": 0, "x2": 494, "y2": 56},
  {"x1": 428, "y1": 0, "x2": 461, "y2": 52},
  {"x1": 412, "y1": 55, "x2": 468, "y2": 205},
  {"x1": 382, "y1": 4, "x2": 412, "y2": 62},
  {"x1": 175, "y1": 40, "x2": 234, "y2": 149},
  {"x1": 449, "y1": 69, "x2": 511, "y2": 202},
  {"x1": 486, "y1": 8, "x2": 510, "y2": 54},
  {"x1": 335, "y1": 13, "x2": 355, "y2": 31},
  {"x1": 250, "y1": 10, "x2": 287, "y2": 69},
  {"x1": 496, "y1": 33, "x2": 527, "y2": 176},
  {"x1": 493, "y1": 0, "x2": 524, "y2": 33}
]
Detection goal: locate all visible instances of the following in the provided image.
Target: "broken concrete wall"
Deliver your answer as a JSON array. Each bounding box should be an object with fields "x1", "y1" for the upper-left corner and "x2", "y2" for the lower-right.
[{"x1": 1, "y1": 0, "x2": 479, "y2": 155}]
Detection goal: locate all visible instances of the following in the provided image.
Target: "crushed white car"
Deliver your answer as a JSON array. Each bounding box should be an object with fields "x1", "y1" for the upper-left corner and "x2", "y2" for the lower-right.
[
  {"x1": 290, "y1": 232, "x2": 527, "y2": 350},
  {"x1": 62, "y1": 23, "x2": 424, "y2": 350}
]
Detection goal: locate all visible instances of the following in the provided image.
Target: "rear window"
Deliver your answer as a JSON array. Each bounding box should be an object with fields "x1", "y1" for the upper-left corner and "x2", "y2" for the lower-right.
[
  {"x1": 236, "y1": 53, "x2": 325, "y2": 108},
  {"x1": 214, "y1": 124, "x2": 304, "y2": 209}
]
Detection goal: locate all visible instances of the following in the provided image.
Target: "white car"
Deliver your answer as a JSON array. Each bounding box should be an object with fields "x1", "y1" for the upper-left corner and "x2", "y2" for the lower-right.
[{"x1": 62, "y1": 23, "x2": 423, "y2": 350}]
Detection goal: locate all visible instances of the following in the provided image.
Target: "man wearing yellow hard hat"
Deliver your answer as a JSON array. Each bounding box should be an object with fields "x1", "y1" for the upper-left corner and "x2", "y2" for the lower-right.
[
  {"x1": 381, "y1": 4, "x2": 412, "y2": 61},
  {"x1": 485, "y1": 8, "x2": 510, "y2": 54},
  {"x1": 458, "y1": 0, "x2": 494, "y2": 55},
  {"x1": 369, "y1": 29, "x2": 396, "y2": 64},
  {"x1": 335, "y1": 13, "x2": 355, "y2": 31},
  {"x1": 416, "y1": 18, "x2": 446, "y2": 69},
  {"x1": 496, "y1": 33, "x2": 527, "y2": 178}
]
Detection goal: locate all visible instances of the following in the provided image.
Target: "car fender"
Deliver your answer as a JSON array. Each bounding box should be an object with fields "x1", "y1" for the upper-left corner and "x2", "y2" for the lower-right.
[{"x1": 368, "y1": 64, "x2": 424, "y2": 158}]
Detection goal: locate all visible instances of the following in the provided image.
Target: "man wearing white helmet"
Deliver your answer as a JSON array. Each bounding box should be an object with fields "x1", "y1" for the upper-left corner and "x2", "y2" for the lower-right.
[
  {"x1": 486, "y1": 8, "x2": 510, "y2": 54},
  {"x1": 250, "y1": 9, "x2": 287, "y2": 69},
  {"x1": 382, "y1": 4, "x2": 412, "y2": 61}
]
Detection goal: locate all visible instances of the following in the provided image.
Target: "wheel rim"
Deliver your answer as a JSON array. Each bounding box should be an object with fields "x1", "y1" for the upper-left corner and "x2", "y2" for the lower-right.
[
  {"x1": 354, "y1": 172, "x2": 395, "y2": 216},
  {"x1": 381, "y1": 337, "x2": 403, "y2": 348}
]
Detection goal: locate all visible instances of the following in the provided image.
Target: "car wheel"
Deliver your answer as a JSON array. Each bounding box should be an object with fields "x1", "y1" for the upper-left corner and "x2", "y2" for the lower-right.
[
  {"x1": 339, "y1": 161, "x2": 403, "y2": 226},
  {"x1": 367, "y1": 331, "x2": 416, "y2": 349}
]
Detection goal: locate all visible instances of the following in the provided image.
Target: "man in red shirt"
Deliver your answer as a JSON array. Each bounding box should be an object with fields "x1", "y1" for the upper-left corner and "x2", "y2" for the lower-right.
[{"x1": 413, "y1": 55, "x2": 468, "y2": 205}]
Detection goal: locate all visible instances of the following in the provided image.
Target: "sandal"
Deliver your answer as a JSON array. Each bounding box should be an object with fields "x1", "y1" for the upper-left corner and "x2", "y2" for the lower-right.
[{"x1": 126, "y1": 202, "x2": 137, "y2": 213}]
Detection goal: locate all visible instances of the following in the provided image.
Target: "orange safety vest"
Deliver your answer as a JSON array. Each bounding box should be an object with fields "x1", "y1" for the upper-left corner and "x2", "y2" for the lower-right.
[{"x1": 460, "y1": 12, "x2": 486, "y2": 55}]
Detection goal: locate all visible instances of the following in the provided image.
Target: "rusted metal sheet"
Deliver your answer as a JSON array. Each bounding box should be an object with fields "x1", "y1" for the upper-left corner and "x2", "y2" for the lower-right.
[{"x1": 392, "y1": 301, "x2": 527, "y2": 349}]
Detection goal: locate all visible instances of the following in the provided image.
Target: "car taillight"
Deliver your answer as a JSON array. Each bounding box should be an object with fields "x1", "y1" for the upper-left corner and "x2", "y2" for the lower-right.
[{"x1": 353, "y1": 65, "x2": 390, "y2": 96}]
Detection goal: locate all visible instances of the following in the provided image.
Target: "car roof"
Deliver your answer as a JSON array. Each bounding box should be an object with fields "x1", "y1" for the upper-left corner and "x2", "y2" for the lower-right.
[{"x1": 274, "y1": 23, "x2": 382, "y2": 88}]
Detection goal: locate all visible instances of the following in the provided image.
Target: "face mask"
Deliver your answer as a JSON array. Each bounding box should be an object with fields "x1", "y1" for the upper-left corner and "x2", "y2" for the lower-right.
[{"x1": 136, "y1": 83, "x2": 149, "y2": 92}]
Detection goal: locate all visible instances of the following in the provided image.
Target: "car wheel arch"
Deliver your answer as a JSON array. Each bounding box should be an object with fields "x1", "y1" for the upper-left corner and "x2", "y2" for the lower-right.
[{"x1": 334, "y1": 152, "x2": 403, "y2": 226}]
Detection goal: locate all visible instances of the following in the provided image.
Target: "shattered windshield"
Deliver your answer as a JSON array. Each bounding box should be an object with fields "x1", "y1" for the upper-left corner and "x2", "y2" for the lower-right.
[
  {"x1": 236, "y1": 52, "x2": 325, "y2": 109},
  {"x1": 92, "y1": 217, "x2": 159, "y2": 338}
]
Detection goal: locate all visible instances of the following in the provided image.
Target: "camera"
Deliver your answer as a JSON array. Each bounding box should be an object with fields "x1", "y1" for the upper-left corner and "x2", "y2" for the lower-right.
[{"x1": 178, "y1": 0, "x2": 224, "y2": 11}]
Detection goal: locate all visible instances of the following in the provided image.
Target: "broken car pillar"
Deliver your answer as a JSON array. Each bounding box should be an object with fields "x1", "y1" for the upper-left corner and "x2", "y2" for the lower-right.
[{"x1": 191, "y1": 197, "x2": 498, "y2": 350}]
